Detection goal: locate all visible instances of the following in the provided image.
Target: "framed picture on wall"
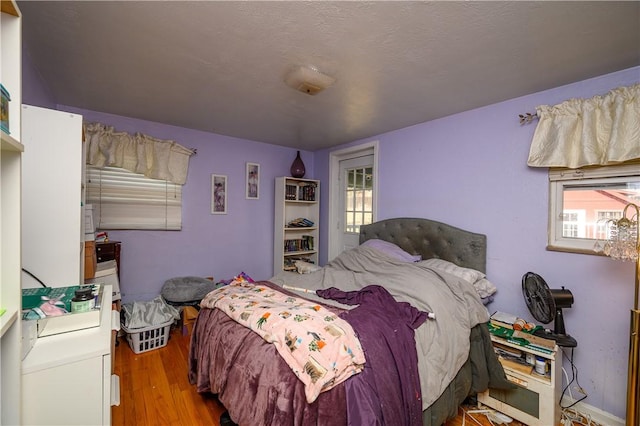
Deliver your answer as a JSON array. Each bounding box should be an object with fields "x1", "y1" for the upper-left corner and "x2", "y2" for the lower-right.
[
  {"x1": 246, "y1": 162, "x2": 260, "y2": 200},
  {"x1": 211, "y1": 174, "x2": 227, "y2": 214}
]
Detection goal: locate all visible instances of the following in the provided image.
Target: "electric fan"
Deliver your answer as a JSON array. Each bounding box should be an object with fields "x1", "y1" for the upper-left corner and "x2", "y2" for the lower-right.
[{"x1": 522, "y1": 272, "x2": 577, "y2": 347}]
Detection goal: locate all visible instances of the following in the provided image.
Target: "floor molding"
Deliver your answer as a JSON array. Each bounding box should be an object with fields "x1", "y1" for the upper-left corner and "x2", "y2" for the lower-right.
[{"x1": 561, "y1": 396, "x2": 624, "y2": 426}]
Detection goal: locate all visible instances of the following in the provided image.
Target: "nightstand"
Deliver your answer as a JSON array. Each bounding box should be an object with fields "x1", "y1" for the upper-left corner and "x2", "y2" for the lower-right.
[{"x1": 478, "y1": 329, "x2": 561, "y2": 426}]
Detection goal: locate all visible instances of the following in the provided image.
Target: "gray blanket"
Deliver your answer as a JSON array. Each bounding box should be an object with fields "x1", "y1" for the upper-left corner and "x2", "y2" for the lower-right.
[{"x1": 270, "y1": 245, "x2": 490, "y2": 409}]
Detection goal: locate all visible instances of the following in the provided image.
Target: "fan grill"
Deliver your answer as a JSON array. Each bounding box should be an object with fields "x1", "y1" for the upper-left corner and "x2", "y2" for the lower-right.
[
  {"x1": 521, "y1": 272, "x2": 577, "y2": 347},
  {"x1": 522, "y1": 274, "x2": 555, "y2": 324}
]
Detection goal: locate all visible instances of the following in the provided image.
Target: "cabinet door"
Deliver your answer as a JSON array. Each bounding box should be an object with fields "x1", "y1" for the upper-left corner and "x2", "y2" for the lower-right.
[
  {"x1": 22, "y1": 356, "x2": 104, "y2": 425},
  {"x1": 22, "y1": 105, "x2": 84, "y2": 287}
]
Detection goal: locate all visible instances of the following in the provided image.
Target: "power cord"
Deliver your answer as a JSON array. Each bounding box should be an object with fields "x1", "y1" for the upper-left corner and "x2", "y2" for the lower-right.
[
  {"x1": 21, "y1": 268, "x2": 48, "y2": 287},
  {"x1": 560, "y1": 407, "x2": 605, "y2": 426},
  {"x1": 558, "y1": 348, "x2": 607, "y2": 426},
  {"x1": 559, "y1": 347, "x2": 587, "y2": 409}
]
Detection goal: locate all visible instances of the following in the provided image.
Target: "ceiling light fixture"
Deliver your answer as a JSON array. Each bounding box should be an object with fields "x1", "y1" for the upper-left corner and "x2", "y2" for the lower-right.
[{"x1": 284, "y1": 65, "x2": 335, "y2": 96}]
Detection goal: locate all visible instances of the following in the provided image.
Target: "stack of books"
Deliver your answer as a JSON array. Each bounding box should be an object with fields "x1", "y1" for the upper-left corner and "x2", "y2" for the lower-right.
[{"x1": 287, "y1": 217, "x2": 314, "y2": 228}]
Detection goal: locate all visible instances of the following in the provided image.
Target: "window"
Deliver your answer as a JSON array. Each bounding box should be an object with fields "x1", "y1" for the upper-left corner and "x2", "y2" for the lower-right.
[
  {"x1": 344, "y1": 166, "x2": 373, "y2": 233},
  {"x1": 86, "y1": 166, "x2": 183, "y2": 230},
  {"x1": 548, "y1": 162, "x2": 640, "y2": 254}
]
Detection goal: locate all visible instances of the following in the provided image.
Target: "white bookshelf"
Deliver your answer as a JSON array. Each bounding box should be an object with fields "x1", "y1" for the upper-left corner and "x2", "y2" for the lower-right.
[
  {"x1": 0, "y1": 1, "x2": 23, "y2": 424},
  {"x1": 273, "y1": 177, "x2": 320, "y2": 274}
]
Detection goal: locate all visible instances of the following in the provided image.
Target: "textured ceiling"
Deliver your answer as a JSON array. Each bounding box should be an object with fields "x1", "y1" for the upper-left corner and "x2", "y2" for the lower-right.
[{"x1": 18, "y1": 1, "x2": 640, "y2": 150}]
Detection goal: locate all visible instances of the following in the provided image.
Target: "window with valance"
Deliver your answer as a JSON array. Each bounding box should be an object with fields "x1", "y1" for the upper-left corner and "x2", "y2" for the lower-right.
[
  {"x1": 526, "y1": 83, "x2": 640, "y2": 253},
  {"x1": 84, "y1": 123, "x2": 195, "y2": 230}
]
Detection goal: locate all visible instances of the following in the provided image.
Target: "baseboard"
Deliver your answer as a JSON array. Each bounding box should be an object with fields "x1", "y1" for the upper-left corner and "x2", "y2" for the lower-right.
[{"x1": 560, "y1": 396, "x2": 624, "y2": 426}]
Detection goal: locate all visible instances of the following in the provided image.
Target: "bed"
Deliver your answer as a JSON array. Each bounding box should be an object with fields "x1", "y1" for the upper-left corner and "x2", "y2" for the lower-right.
[{"x1": 189, "y1": 217, "x2": 512, "y2": 425}]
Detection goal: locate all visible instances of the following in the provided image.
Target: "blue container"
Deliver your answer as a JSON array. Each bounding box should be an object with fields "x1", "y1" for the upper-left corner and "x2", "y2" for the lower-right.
[{"x1": 0, "y1": 84, "x2": 10, "y2": 134}]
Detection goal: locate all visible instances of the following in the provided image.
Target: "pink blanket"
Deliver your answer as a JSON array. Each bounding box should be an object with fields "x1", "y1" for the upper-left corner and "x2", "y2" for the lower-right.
[{"x1": 200, "y1": 282, "x2": 365, "y2": 403}]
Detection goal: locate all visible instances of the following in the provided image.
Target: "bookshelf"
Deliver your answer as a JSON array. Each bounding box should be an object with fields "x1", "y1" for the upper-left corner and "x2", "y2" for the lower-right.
[
  {"x1": 0, "y1": 1, "x2": 22, "y2": 424},
  {"x1": 273, "y1": 177, "x2": 320, "y2": 273}
]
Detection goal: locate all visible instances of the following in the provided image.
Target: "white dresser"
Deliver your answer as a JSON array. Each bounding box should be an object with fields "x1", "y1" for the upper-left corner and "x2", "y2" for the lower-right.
[{"x1": 22, "y1": 285, "x2": 120, "y2": 425}]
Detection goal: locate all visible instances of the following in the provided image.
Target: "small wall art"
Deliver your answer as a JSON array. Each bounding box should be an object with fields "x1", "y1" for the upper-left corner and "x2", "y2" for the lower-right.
[
  {"x1": 246, "y1": 162, "x2": 260, "y2": 200},
  {"x1": 211, "y1": 174, "x2": 227, "y2": 214}
]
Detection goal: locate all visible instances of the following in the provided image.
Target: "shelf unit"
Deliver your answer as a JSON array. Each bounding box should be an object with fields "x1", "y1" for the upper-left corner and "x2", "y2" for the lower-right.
[
  {"x1": 273, "y1": 177, "x2": 320, "y2": 273},
  {"x1": 478, "y1": 334, "x2": 561, "y2": 426},
  {"x1": 0, "y1": 1, "x2": 23, "y2": 424}
]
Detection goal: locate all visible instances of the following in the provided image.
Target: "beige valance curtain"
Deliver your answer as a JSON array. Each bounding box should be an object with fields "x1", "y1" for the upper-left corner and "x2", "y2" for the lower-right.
[
  {"x1": 527, "y1": 83, "x2": 640, "y2": 168},
  {"x1": 84, "y1": 122, "x2": 194, "y2": 185}
]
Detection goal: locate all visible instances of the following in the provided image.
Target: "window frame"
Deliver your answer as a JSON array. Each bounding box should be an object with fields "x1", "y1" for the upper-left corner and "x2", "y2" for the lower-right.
[{"x1": 548, "y1": 162, "x2": 640, "y2": 254}]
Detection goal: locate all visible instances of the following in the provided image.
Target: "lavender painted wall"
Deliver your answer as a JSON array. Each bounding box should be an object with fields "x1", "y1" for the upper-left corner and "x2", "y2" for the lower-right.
[{"x1": 314, "y1": 66, "x2": 640, "y2": 420}]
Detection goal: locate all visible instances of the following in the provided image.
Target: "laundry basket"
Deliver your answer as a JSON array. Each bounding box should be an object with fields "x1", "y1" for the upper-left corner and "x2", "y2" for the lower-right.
[{"x1": 122, "y1": 319, "x2": 173, "y2": 354}]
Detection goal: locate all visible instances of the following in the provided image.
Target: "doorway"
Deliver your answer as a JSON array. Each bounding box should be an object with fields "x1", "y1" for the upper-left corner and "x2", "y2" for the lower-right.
[{"x1": 327, "y1": 141, "x2": 378, "y2": 261}]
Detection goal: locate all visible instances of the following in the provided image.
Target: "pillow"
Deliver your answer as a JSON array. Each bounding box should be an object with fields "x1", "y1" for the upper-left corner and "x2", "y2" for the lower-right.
[
  {"x1": 161, "y1": 276, "x2": 217, "y2": 303},
  {"x1": 361, "y1": 239, "x2": 422, "y2": 262},
  {"x1": 295, "y1": 260, "x2": 321, "y2": 274},
  {"x1": 473, "y1": 278, "x2": 498, "y2": 299},
  {"x1": 421, "y1": 258, "x2": 485, "y2": 284},
  {"x1": 422, "y1": 258, "x2": 497, "y2": 297}
]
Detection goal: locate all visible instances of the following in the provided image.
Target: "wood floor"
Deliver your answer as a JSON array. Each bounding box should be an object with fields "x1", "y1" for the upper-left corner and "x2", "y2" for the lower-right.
[{"x1": 112, "y1": 325, "x2": 526, "y2": 426}]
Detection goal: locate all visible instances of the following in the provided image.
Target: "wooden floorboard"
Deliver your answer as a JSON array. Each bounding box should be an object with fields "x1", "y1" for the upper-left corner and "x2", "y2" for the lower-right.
[{"x1": 114, "y1": 325, "x2": 534, "y2": 426}]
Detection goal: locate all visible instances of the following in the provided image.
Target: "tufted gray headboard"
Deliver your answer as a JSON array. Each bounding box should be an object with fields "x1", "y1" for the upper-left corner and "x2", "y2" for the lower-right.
[{"x1": 359, "y1": 217, "x2": 487, "y2": 273}]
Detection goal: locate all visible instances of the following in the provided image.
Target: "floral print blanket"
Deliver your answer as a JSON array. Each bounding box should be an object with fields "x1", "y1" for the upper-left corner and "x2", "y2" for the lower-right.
[{"x1": 200, "y1": 282, "x2": 366, "y2": 403}]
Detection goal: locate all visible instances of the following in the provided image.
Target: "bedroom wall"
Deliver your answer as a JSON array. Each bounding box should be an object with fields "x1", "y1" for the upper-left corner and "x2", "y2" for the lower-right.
[{"x1": 313, "y1": 65, "x2": 640, "y2": 421}]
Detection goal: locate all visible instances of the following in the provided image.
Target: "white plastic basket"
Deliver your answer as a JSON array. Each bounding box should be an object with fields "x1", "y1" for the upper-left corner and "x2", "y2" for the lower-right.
[{"x1": 122, "y1": 319, "x2": 173, "y2": 354}]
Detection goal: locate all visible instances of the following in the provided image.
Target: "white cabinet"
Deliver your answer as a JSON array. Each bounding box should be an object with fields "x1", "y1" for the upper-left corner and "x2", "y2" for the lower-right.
[
  {"x1": 0, "y1": 2, "x2": 22, "y2": 424},
  {"x1": 478, "y1": 334, "x2": 561, "y2": 426},
  {"x1": 21, "y1": 105, "x2": 84, "y2": 288},
  {"x1": 22, "y1": 285, "x2": 119, "y2": 425},
  {"x1": 273, "y1": 177, "x2": 320, "y2": 273}
]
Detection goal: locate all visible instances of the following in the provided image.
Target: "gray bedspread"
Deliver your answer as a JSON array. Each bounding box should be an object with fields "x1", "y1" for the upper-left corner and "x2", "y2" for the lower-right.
[{"x1": 270, "y1": 245, "x2": 491, "y2": 409}]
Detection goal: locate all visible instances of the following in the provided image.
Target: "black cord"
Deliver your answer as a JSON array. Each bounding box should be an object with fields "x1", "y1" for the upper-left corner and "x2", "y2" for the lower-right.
[
  {"x1": 560, "y1": 347, "x2": 587, "y2": 409},
  {"x1": 21, "y1": 268, "x2": 48, "y2": 288}
]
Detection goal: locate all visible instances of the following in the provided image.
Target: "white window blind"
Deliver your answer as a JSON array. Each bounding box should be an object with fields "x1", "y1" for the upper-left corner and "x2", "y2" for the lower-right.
[{"x1": 86, "y1": 166, "x2": 183, "y2": 230}]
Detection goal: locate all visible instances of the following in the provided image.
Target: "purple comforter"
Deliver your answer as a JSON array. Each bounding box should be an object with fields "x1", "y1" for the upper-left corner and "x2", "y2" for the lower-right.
[{"x1": 317, "y1": 285, "x2": 428, "y2": 426}]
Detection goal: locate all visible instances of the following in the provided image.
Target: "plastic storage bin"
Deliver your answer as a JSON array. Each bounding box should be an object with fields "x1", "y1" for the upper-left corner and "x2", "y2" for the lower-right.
[{"x1": 122, "y1": 319, "x2": 173, "y2": 354}]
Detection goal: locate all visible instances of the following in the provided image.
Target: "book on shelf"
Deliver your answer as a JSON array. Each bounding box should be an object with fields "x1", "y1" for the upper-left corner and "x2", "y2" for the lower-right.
[
  {"x1": 284, "y1": 235, "x2": 314, "y2": 252},
  {"x1": 285, "y1": 184, "x2": 298, "y2": 200},
  {"x1": 286, "y1": 181, "x2": 317, "y2": 201},
  {"x1": 297, "y1": 182, "x2": 316, "y2": 201}
]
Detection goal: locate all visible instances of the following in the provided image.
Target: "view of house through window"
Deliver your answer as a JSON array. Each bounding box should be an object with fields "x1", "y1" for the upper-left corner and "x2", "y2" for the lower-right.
[
  {"x1": 344, "y1": 166, "x2": 373, "y2": 233},
  {"x1": 562, "y1": 185, "x2": 635, "y2": 239},
  {"x1": 549, "y1": 163, "x2": 640, "y2": 253}
]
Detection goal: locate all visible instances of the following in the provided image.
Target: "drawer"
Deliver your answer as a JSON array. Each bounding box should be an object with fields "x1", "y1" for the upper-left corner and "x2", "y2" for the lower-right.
[
  {"x1": 96, "y1": 244, "x2": 116, "y2": 256},
  {"x1": 97, "y1": 252, "x2": 115, "y2": 262},
  {"x1": 96, "y1": 242, "x2": 119, "y2": 263}
]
